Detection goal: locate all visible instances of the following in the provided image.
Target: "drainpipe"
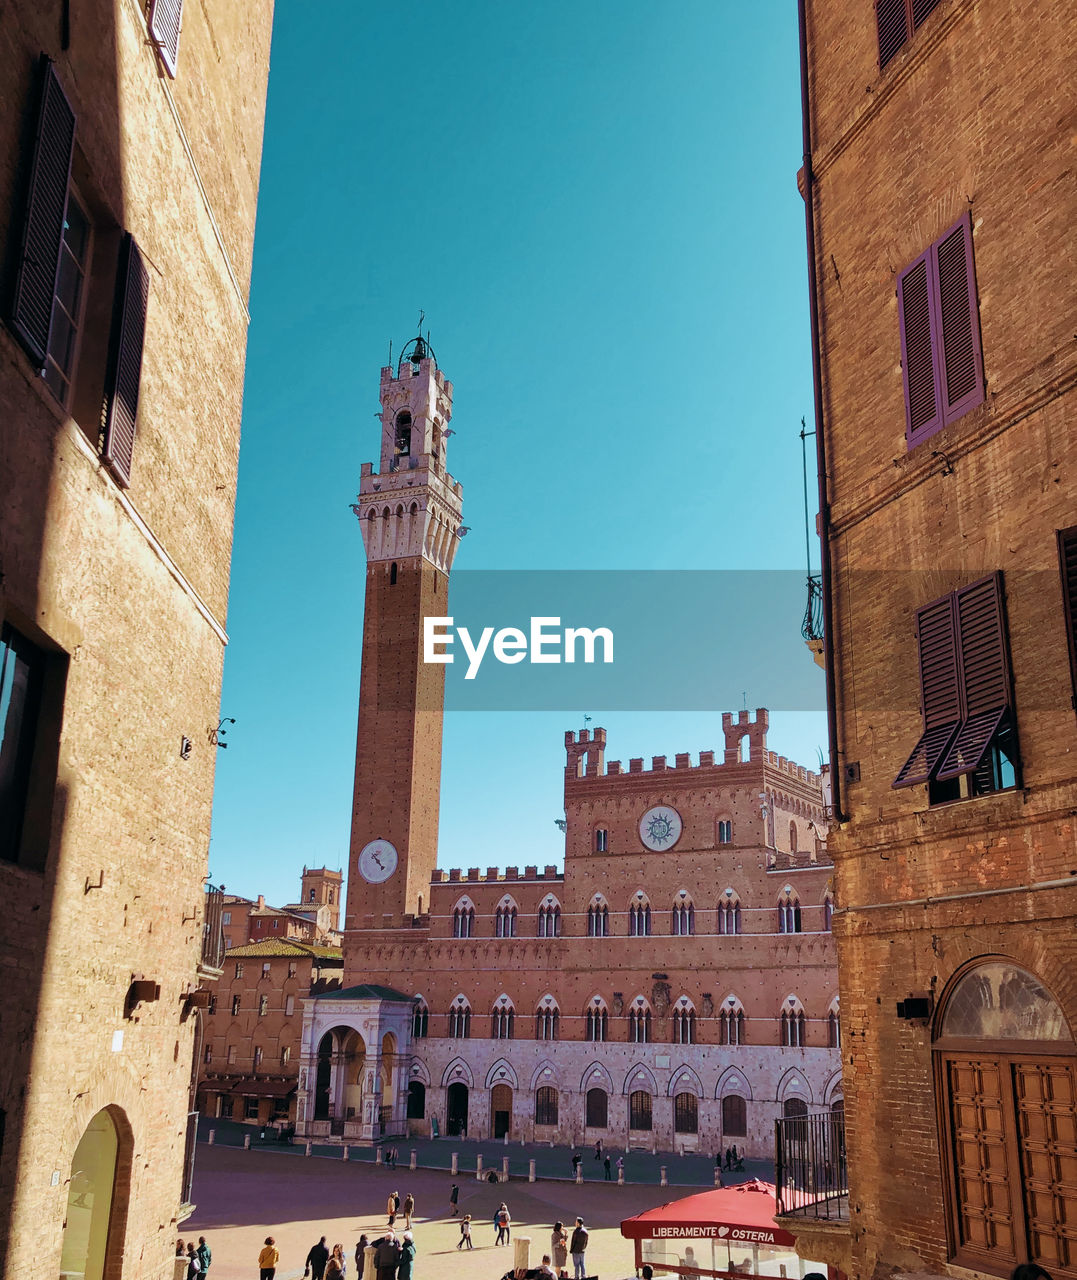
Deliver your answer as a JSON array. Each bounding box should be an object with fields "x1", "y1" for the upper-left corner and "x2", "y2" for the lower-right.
[{"x1": 798, "y1": 0, "x2": 846, "y2": 823}]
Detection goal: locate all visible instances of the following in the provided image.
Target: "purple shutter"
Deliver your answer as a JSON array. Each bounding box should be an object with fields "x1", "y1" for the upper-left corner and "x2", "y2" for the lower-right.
[
  {"x1": 876, "y1": 0, "x2": 910, "y2": 67},
  {"x1": 892, "y1": 595, "x2": 962, "y2": 788},
  {"x1": 898, "y1": 249, "x2": 943, "y2": 446},
  {"x1": 9, "y1": 57, "x2": 76, "y2": 371},
  {"x1": 936, "y1": 573, "x2": 1011, "y2": 781},
  {"x1": 934, "y1": 214, "x2": 984, "y2": 425},
  {"x1": 149, "y1": 0, "x2": 184, "y2": 78},
  {"x1": 102, "y1": 235, "x2": 149, "y2": 488},
  {"x1": 1057, "y1": 527, "x2": 1077, "y2": 711}
]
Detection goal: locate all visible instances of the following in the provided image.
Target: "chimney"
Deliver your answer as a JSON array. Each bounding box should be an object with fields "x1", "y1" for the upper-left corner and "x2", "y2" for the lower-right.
[{"x1": 257, "y1": 895, "x2": 265, "y2": 910}]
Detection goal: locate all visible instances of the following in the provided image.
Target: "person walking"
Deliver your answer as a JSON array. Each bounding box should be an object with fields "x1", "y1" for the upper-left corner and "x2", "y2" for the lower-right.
[
  {"x1": 593, "y1": 1139, "x2": 602, "y2": 1160},
  {"x1": 305, "y1": 1236, "x2": 330, "y2": 1280},
  {"x1": 496, "y1": 1202, "x2": 511, "y2": 1245},
  {"x1": 397, "y1": 1231, "x2": 416, "y2": 1280},
  {"x1": 551, "y1": 1221, "x2": 568, "y2": 1278},
  {"x1": 449, "y1": 1182, "x2": 459, "y2": 1215},
  {"x1": 569, "y1": 1217, "x2": 589, "y2": 1280},
  {"x1": 571, "y1": 1151, "x2": 581, "y2": 1179},
  {"x1": 354, "y1": 1235, "x2": 369, "y2": 1279},
  {"x1": 327, "y1": 1244, "x2": 347, "y2": 1279},
  {"x1": 373, "y1": 1231, "x2": 400, "y2": 1280},
  {"x1": 387, "y1": 1190, "x2": 399, "y2": 1226},
  {"x1": 185, "y1": 1243, "x2": 202, "y2": 1279},
  {"x1": 196, "y1": 1236, "x2": 212, "y2": 1277},
  {"x1": 402, "y1": 1192, "x2": 415, "y2": 1230},
  {"x1": 603, "y1": 1154, "x2": 611, "y2": 1181},
  {"x1": 258, "y1": 1237, "x2": 279, "y2": 1280},
  {"x1": 457, "y1": 1214, "x2": 473, "y2": 1250}
]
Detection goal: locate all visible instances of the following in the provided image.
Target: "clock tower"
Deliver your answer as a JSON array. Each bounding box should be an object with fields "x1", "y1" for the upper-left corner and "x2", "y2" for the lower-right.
[{"x1": 347, "y1": 333, "x2": 464, "y2": 928}]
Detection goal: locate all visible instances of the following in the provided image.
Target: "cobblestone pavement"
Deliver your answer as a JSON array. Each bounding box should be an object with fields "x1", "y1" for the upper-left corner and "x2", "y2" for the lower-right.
[{"x1": 184, "y1": 1138, "x2": 771, "y2": 1280}]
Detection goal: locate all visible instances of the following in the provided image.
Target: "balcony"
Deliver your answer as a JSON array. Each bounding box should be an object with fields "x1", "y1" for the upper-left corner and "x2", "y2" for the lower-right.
[
  {"x1": 775, "y1": 1109, "x2": 849, "y2": 1221},
  {"x1": 199, "y1": 883, "x2": 226, "y2": 977}
]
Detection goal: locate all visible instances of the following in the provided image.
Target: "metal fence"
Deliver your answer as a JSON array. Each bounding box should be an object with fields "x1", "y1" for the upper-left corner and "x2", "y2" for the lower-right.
[
  {"x1": 201, "y1": 883, "x2": 225, "y2": 971},
  {"x1": 774, "y1": 1108, "x2": 848, "y2": 1219}
]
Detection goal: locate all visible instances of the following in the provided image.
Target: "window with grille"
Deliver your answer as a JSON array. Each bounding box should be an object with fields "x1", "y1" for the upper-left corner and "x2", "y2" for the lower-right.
[
  {"x1": 535, "y1": 1086, "x2": 559, "y2": 1127},
  {"x1": 674, "y1": 1092, "x2": 698, "y2": 1134},
  {"x1": 876, "y1": 0, "x2": 944, "y2": 70},
  {"x1": 629, "y1": 1091, "x2": 652, "y2": 1130}
]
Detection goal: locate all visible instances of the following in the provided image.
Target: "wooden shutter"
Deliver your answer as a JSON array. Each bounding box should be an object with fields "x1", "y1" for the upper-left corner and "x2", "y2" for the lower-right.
[
  {"x1": 1057, "y1": 527, "x2": 1077, "y2": 710},
  {"x1": 935, "y1": 214, "x2": 984, "y2": 425},
  {"x1": 911, "y1": 0, "x2": 943, "y2": 28},
  {"x1": 102, "y1": 235, "x2": 150, "y2": 488},
  {"x1": 1013, "y1": 1061, "x2": 1077, "y2": 1272},
  {"x1": 892, "y1": 595, "x2": 961, "y2": 787},
  {"x1": 898, "y1": 249, "x2": 943, "y2": 445},
  {"x1": 9, "y1": 57, "x2": 76, "y2": 371},
  {"x1": 876, "y1": 0, "x2": 910, "y2": 67},
  {"x1": 148, "y1": 0, "x2": 184, "y2": 78},
  {"x1": 937, "y1": 573, "x2": 1011, "y2": 781}
]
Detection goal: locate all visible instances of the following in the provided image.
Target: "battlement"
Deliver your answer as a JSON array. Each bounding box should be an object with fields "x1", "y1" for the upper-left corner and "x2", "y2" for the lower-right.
[
  {"x1": 432, "y1": 864, "x2": 562, "y2": 885},
  {"x1": 563, "y1": 712, "x2": 822, "y2": 789}
]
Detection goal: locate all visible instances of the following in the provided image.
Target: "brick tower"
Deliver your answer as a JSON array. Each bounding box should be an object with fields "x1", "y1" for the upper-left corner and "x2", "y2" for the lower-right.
[{"x1": 347, "y1": 333, "x2": 464, "y2": 931}]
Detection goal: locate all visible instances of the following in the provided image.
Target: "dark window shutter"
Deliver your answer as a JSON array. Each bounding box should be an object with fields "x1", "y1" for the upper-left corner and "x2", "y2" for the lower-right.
[
  {"x1": 898, "y1": 249, "x2": 943, "y2": 446},
  {"x1": 149, "y1": 0, "x2": 184, "y2": 78},
  {"x1": 876, "y1": 0, "x2": 911, "y2": 67},
  {"x1": 9, "y1": 57, "x2": 76, "y2": 371},
  {"x1": 1057, "y1": 527, "x2": 1077, "y2": 710},
  {"x1": 934, "y1": 215, "x2": 984, "y2": 425},
  {"x1": 102, "y1": 235, "x2": 149, "y2": 488},
  {"x1": 936, "y1": 573, "x2": 1011, "y2": 781},
  {"x1": 911, "y1": 0, "x2": 942, "y2": 28},
  {"x1": 892, "y1": 596, "x2": 961, "y2": 788}
]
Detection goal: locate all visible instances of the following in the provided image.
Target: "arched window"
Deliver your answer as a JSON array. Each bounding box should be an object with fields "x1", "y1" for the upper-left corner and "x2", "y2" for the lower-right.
[
  {"x1": 536, "y1": 997, "x2": 560, "y2": 1041},
  {"x1": 781, "y1": 999, "x2": 806, "y2": 1047},
  {"x1": 629, "y1": 896, "x2": 652, "y2": 937},
  {"x1": 390, "y1": 561, "x2": 398, "y2": 585},
  {"x1": 828, "y1": 1007, "x2": 841, "y2": 1048},
  {"x1": 535, "y1": 1086, "x2": 559, "y2": 1127},
  {"x1": 538, "y1": 901, "x2": 561, "y2": 937},
  {"x1": 412, "y1": 1000, "x2": 429, "y2": 1039},
  {"x1": 629, "y1": 999, "x2": 652, "y2": 1044},
  {"x1": 719, "y1": 1000, "x2": 746, "y2": 1046},
  {"x1": 595, "y1": 828, "x2": 608, "y2": 853},
  {"x1": 722, "y1": 1094, "x2": 747, "y2": 1136},
  {"x1": 629, "y1": 1090, "x2": 653, "y2": 1130},
  {"x1": 671, "y1": 895, "x2": 695, "y2": 936},
  {"x1": 674, "y1": 1092, "x2": 699, "y2": 1134},
  {"x1": 777, "y1": 888, "x2": 802, "y2": 934},
  {"x1": 394, "y1": 410, "x2": 412, "y2": 457},
  {"x1": 823, "y1": 893, "x2": 835, "y2": 931},
  {"x1": 717, "y1": 819, "x2": 733, "y2": 844},
  {"x1": 934, "y1": 961, "x2": 1077, "y2": 1275},
  {"x1": 587, "y1": 897, "x2": 609, "y2": 937},
  {"x1": 586, "y1": 1087, "x2": 608, "y2": 1129},
  {"x1": 672, "y1": 1000, "x2": 696, "y2": 1045},
  {"x1": 492, "y1": 998, "x2": 515, "y2": 1039},
  {"x1": 495, "y1": 902, "x2": 518, "y2": 938},
  {"x1": 60, "y1": 1109, "x2": 125, "y2": 1280},
  {"x1": 449, "y1": 997, "x2": 471, "y2": 1039},
  {"x1": 718, "y1": 891, "x2": 742, "y2": 935},
  {"x1": 586, "y1": 999, "x2": 609, "y2": 1043},
  {"x1": 789, "y1": 820, "x2": 798, "y2": 852},
  {"x1": 453, "y1": 901, "x2": 475, "y2": 938}
]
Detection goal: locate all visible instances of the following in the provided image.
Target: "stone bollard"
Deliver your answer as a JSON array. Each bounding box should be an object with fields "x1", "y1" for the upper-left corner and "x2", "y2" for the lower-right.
[
  {"x1": 375, "y1": 1147, "x2": 383, "y2": 1164},
  {"x1": 529, "y1": 1159, "x2": 536, "y2": 1183},
  {"x1": 243, "y1": 1134, "x2": 251, "y2": 1150},
  {"x1": 207, "y1": 1129, "x2": 215, "y2": 1146},
  {"x1": 503, "y1": 1132, "x2": 508, "y2": 1145},
  {"x1": 618, "y1": 1166, "x2": 625, "y2": 1185},
  {"x1": 660, "y1": 1165, "x2": 668, "y2": 1187},
  {"x1": 451, "y1": 1152, "x2": 459, "y2": 1175},
  {"x1": 715, "y1": 1167, "x2": 723, "y2": 1187},
  {"x1": 513, "y1": 1237, "x2": 531, "y2": 1273},
  {"x1": 575, "y1": 1165, "x2": 582, "y2": 1184},
  {"x1": 476, "y1": 1155, "x2": 484, "y2": 1181},
  {"x1": 342, "y1": 1146, "x2": 349, "y2": 1162},
  {"x1": 410, "y1": 1149, "x2": 417, "y2": 1170},
  {"x1": 305, "y1": 1141, "x2": 312, "y2": 1157},
  {"x1": 364, "y1": 1245, "x2": 376, "y2": 1276},
  {"x1": 502, "y1": 1156, "x2": 509, "y2": 1181}
]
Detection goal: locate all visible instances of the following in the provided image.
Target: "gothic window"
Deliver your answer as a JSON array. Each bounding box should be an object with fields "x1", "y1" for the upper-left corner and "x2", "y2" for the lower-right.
[
  {"x1": 452, "y1": 902, "x2": 475, "y2": 938},
  {"x1": 536, "y1": 998, "x2": 560, "y2": 1041},
  {"x1": 587, "y1": 999, "x2": 609, "y2": 1043},
  {"x1": 586, "y1": 1088, "x2": 608, "y2": 1129},
  {"x1": 538, "y1": 901, "x2": 562, "y2": 937},
  {"x1": 671, "y1": 897, "x2": 695, "y2": 936},
  {"x1": 722, "y1": 1094, "x2": 747, "y2": 1136},
  {"x1": 781, "y1": 1000, "x2": 807, "y2": 1047},
  {"x1": 449, "y1": 997, "x2": 472, "y2": 1039},
  {"x1": 629, "y1": 897, "x2": 652, "y2": 937},
  {"x1": 629, "y1": 1000, "x2": 652, "y2": 1044},
  {"x1": 778, "y1": 889, "x2": 802, "y2": 934},
  {"x1": 413, "y1": 1000, "x2": 429, "y2": 1039},
  {"x1": 823, "y1": 893, "x2": 835, "y2": 931},
  {"x1": 587, "y1": 898, "x2": 610, "y2": 937},
  {"x1": 672, "y1": 1001, "x2": 696, "y2": 1045},
  {"x1": 495, "y1": 903, "x2": 518, "y2": 937},
  {"x1": 718, "y1": 891, "x2": 742, "y2": 935},
  {"x1": 492, "y1": 998, "x2": 515, "y2": 1040},
  {"x1": 595, "y1": 828, "x2": 609, "y2": 852},
  {"x1": 674, "y1": 1092, "x2": 699, "y2": 1134},
  {"x1": 629, "y1": 1090, "x2": 653, "y2": 1130},
  {"x1": 717, "y1": 818, "x2": 733, "y2": 844},
  {"x1": 535, "y1": 1087, "x2": 559, "y2": 1126},
  {"x1": 828, "y1": 1007, "x2": 841, "y2": 1048},
  {"x1": 719, "y1": 1000, "x2": 746, "y2": 1046}
]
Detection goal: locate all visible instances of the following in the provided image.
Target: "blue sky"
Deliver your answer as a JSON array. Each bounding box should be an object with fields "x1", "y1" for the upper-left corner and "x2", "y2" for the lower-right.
[{"x1": 208, "y1": 2, "x2": 827, "y2": 907}]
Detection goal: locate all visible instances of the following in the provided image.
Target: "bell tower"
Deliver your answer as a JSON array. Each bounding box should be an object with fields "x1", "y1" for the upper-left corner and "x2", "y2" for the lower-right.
[{"x1": 346, "y1": 332, "x2": 464, "y2": 931}]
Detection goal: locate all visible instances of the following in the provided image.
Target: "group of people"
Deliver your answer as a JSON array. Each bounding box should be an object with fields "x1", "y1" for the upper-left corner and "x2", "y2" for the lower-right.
[
  {"x1": 570, "y1": 1146, "x2": 620, "y2": 1181},
  {"x1": 720, "y1": 1145, "x2": 745, "y2": 1172},
  {"x1": 382, "y1": 1146, "x2": 402, "y2": 1169},
  {"x1": 386, "y1": 1190, "x2": 415, "y2": 1229},
  {"x1": 284, "y1": 1231, "x2": 417, "y2": 1280},
  {"x1": 175, "y1": 1235, "x2": 211, "y2": 1278},
  {"x1": 498, "y1": 1215, "x2": 590, "y2": 1280}
]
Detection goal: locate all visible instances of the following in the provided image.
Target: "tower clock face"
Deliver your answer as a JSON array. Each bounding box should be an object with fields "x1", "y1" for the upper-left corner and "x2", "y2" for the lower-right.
[
  {"x1": 357, "y1": 839, "x2": 398, "y2": 884},
  {"x1": 639, "y1": 805, "x2": 683, "y2": 851}
]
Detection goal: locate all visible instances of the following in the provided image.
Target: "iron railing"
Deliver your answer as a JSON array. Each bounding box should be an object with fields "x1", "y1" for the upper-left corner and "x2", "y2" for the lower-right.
[
  {"x1": 775, "y1": 1108, "x2": 848, "y2": 1220},
  {"x1": 201, "y1": 883, "x2": 226, "y2": 971},
  {"x1": 802, "y1": 572, "x2": 824, "y2": 642}
]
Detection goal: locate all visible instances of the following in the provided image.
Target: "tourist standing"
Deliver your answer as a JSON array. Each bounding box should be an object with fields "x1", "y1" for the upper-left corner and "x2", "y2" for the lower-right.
[
  {"x1": 185, "y1": 1243, "x2": 202, "y2": 1279},
  {"x1": 326, "y1": 1244, "x2": 346, "y2": 1279},
  {"x1": 616, "y1": 1155, "x2": 624, "y2": 1179},
  {"x1": 551, "y1": 1221, "x2": 568, "y2": 1278},
  {"x1": 571, "y1": 1151, "x2": 582, "y2": 1179},
  {"x1": 569, "y1": 1217, "x2": 589, "y2": 1280},
  {"x1": 496, "y1": 1202, "x2": 511, "y2": 1245},
  {"x1": 374, "y1": 1231, "x2": 400, "y2": 1280},
  {"x1": 397, "y1": 1231, "x2": 416, "y2": 1280},
  {"x1": 354, "y1": 1235, "x2": 369, "y2": 1279},
  {"x1": 402, "y1": 1192, "x2": 415, "y2": 1229},
  {"x1": 449, "y1": 1182, "x2": 459, "y2": 1215},
  {"x1": 258, "y1": 1237, "x2": 279, "y2": 1280},
  {"x1": 196, "y1": 1236, "x2": 212, "y2": 1277},
  {"x1": 305, "y1": 1236, "x2": 329, "y2": 1280},
  {"x1": 604, "y1": 1155, "x2": 612, "y2": 1181},
  {"x1": 457, "y1": 1214, "x2": 473, "y2": 1250},
  {"x1": 387, "y1": 1190, "x2": 399, "y2": 1226}
]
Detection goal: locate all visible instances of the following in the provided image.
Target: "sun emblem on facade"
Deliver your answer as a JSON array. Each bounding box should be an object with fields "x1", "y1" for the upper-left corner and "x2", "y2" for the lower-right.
[{"x1": 639, "y1": 805, "x2": 683, "y2": 851}]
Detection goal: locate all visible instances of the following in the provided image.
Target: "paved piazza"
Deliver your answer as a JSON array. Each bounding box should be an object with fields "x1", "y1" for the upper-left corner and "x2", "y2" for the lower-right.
[{"x1": 185, "y1": 1143, "x2": 695, "y2": 1279}]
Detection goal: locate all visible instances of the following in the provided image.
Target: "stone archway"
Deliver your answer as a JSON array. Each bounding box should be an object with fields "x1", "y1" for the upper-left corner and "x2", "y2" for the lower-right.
[
  {"x1": 59, "y1": 1108, "x2": 127, "y2": 1280},
  {"x1": 447, "y1": 1081, "x2": 469, "y2": 1136},
  {"x1": 491, "y1": 1083, "x2": 513, "y2": 1138}
]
